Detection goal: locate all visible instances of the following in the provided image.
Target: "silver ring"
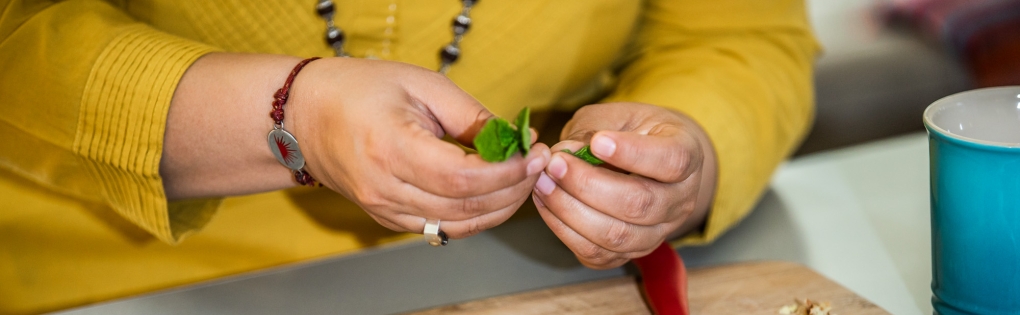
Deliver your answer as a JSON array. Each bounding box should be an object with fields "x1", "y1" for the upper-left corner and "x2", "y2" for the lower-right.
[{"x1": 423, "y1": 219, "x2": 448, "y2": 246}]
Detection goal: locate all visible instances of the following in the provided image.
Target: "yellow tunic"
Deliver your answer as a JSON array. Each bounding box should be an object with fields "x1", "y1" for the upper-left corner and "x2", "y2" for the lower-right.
[{"x1": 0, "y1": 0, "x2": 819, "y2": 313}]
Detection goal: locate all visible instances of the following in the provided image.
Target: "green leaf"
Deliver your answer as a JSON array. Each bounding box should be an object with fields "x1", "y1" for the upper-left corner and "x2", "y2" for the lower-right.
[
  {"x1": 497, "y1": 119, "x2": 517, "y2": 149},
  {"x1": 473, "y1": 107, "x2": 532, "y2": 163},
  {"x1": 475, "y1": 118, "x2": 510, "y2": 162},
  {"x1": 503, "y1": 138, "x2": 520, "y2": 161},
  {"x1": 562, "y1": 145, "x2": 605, "y2": 165},
  {"x1": 514, "y1": 107, "x2": 531, "y2": 155}
]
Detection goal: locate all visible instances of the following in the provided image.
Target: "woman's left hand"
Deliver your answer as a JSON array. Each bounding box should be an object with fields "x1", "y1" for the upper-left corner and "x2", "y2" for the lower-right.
[{"x1": 532, "y1": 102, "x2": 717, "y2": 269}]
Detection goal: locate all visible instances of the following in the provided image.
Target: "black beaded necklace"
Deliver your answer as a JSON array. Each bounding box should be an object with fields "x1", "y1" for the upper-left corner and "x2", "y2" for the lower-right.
[{"x1": 315, "y1": 0, "x2": 477, "y2": 74}]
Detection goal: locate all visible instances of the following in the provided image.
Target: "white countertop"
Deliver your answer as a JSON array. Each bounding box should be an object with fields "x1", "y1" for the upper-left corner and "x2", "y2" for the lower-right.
[{"x1": 681, "y1": 133, "x2": 931, "y2": 315}]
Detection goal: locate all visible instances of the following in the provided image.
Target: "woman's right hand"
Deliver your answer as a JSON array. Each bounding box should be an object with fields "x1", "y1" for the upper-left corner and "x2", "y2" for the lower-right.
[{"x1": 287, "y1": 57, "x2": 551, "y2": 239}]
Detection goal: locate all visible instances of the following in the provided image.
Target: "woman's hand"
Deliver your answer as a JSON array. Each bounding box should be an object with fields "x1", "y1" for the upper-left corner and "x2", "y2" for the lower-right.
[
  {"x1": 162, "y1": 54, "x2": 549, "y2": 239},
  {"x1": 288, "y1": 58, "x2": 551, "y2": 239},
  {"x1": 532, "y1": 103, "x2": 717, "y2": 269}
]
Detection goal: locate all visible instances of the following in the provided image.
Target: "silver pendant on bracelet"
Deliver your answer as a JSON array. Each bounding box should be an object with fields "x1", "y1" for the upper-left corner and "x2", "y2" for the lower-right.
[{"x1": 268, "y1": 127, "x2": 306, "y2": 171}]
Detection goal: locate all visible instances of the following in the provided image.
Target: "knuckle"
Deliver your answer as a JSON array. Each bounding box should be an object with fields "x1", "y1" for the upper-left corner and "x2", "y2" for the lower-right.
[
  {"x1": 365, "y1": 134, "x2": 393, "y2": 167},
  {"x1": 622, "y1": 184, "x2": 655, "y2": 220},
  {"x1": 462, "y1": 218, "x2": 484, "y2": 238},
  {"x1": 576, "y1": 242, "x2": 606, "y2": 262},
  {"x1": 456, "y1": 197, "x2": 486, "y2": 217},
  {"x1": 353, "y1": 188, "x2": 387, "y2": 209},
  {"x1": 584, "y1": 252, "x2": 619, "y2": 268},
  {"x1": 444, "y1": 169, "x2": 476, "y2": 197},
  {"x1": 662, "y1": 148, "x2": 689, "y2": 182},
  {"x1": 678, "y1": 197, "x2": 697, "y2": 216},
  {"x1": 603, "y1": 220, "x2": 632, "y2": 251}
]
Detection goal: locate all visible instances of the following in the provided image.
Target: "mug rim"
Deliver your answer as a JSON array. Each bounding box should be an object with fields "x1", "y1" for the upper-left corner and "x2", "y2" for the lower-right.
[{"x1": 923, "y1": 86, "x2": 1020, "y2": 150}]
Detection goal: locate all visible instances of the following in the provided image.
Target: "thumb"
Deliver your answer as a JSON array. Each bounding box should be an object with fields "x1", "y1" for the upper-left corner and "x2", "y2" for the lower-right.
[
  {"x1": 403, "y1": 70, "x2": 493, "y2": 146},
  {"x1": 589, "y1": 127, "x2": 702, "y2": 183}
]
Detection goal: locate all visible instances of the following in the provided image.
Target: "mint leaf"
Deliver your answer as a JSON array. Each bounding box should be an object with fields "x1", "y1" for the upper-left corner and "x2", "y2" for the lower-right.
[
  {"x1": 562, "y1": 145, "x2": 605, "y2": 165},
  {"x1": 473, "y1": 107, "x2": 533, "y2": 163},
  {"x1": 497, "y1": 119, "x2": 517, "y2": 148},
  {"x1": 503, "y1": 138, "x2": 520, "y2": 161},
  {"x1": 514, "y1": 107, "x2": 531, "y2": 155},
  {"x1": 475, "y1": 118, "x2": 511, "y2": 162}
]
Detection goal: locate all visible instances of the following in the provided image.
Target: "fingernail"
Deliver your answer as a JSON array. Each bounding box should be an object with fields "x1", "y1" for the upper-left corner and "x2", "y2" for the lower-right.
[
  {"x1": 548, "y1": 155, "x2": 567, "y2": 179},
  {"x1": 536, "y1": 172, "x2": 555, "y2": 195},
  {"x1": 591, "y1": 135, "x2": 616, "y2": 158},
  {"x1": 532, "y1": 193, "x2": 546, "y2": 208},
  {"x1": 526, "y1": 155, "x2": 544, "y2": 175}
]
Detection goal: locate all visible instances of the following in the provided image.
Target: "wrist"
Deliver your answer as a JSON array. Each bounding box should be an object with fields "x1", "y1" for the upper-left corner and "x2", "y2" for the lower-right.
[
  {"x1": 162, "y1": 53, "x2": 305, "y2": 199},
  {"x1": 266, "y1": 57, "x2": 325, "y2": 187},
  {"x1": 280, "y1": 57, "x2": 340, "y2": 187}
]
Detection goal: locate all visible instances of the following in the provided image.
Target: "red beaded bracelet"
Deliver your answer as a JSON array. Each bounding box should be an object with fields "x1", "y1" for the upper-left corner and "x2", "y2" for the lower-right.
[{"x1": 267, "y1": 57, "x2": 322, "y2": 186}]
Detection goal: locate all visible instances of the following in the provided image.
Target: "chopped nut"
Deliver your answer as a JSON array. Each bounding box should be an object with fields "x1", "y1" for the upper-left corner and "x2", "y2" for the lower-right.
[
  {"x1": 778, "y1": 298, "x2": 833, "y2": 315},
  {"x1": 778, "y1": 304, "x2": 799, "y2": 315}
]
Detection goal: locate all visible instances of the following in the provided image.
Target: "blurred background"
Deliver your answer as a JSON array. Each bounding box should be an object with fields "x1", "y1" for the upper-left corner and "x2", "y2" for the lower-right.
[{"x1": 799, "y1": 0, "x2": 1018, "y2": 155}]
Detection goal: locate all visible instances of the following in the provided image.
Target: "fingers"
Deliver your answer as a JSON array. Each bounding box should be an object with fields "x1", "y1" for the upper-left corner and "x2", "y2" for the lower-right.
[
  {"x1": 533, "y1": 170, "x2": 666, "y2": 254},
  {"x1": 370, "y1": 142, "x2": 550, "y2": 238},
  {"x1": 383, "y1": 195, "x2": 525, "y2": 239},
  {"x1": 588, "y1": 128, "x2": 702, "y2": 183},
  {"x1": 434, "y1": 201, "x2": 520, "y2": 239},
  {"x1": 391, "y1": 158, "x2": 544, "y2": 222},
  {"x1": 533, "y1": 193, "x2": 652, "y2": 269},
  {"x1": 394, "y1": 135, "x2": 551, "y2": 198},
  {"x1": 401, "y1": 69, "x2": 493, "y2": 146},
  {"x1": 542, "y1": 151, "x2": 689, "y2": 226},
  {"x1": 556, "y1": 102, "x2": 703, "y2": 184}
]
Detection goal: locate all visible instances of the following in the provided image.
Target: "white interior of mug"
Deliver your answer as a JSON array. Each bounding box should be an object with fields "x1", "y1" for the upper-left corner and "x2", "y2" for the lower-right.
[{"x1": 924, "y1": 86, "x2": 1020, "y2": 147}]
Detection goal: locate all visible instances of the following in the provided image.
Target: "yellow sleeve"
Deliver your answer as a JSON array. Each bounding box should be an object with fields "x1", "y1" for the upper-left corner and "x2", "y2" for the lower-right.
[
  {"x1": 603, "y1": 0, "x2": 821, "y2": 245},
  {"x1": 0, "y1": 0, "x2": 220, "y2": 244}
]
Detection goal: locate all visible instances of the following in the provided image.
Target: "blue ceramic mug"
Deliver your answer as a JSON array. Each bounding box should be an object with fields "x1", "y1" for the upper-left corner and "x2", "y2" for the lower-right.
[{"x1": 924, "y1": 86, "x2": 1020, "y2": 315}]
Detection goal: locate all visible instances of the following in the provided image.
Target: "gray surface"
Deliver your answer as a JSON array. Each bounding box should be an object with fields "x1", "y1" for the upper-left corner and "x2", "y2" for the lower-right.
[{"x1": 56, "y1": 216, "x2": 625, "y2": 315}]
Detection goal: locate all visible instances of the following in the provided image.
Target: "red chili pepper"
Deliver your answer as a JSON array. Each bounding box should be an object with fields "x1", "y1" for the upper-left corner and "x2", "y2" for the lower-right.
[{"x1": 632, "y1": 241, "x2": 689, "y2": 315}]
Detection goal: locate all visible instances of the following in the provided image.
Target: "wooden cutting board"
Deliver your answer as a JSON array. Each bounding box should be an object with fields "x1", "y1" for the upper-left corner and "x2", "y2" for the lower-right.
[{"x1": 407, "y1": 261, "x2": 891, "y2": 315}]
